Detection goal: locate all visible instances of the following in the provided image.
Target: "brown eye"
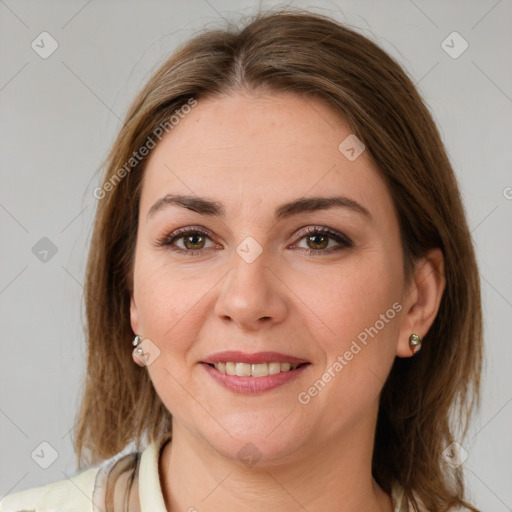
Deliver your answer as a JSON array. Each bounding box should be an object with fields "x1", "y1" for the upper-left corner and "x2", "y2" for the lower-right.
[
  {"x1": 305, "y1": 233, "x2": 330, "y2": 251},
  {"x1": 292, "y1": 226, "x2": 353, "y2": 255},
  {"x1": 157, "y1": 227, "x2": 217, "y2": 254},
  {"x1": 182, "y1": 232, "x2": 206, "y2": 250}
]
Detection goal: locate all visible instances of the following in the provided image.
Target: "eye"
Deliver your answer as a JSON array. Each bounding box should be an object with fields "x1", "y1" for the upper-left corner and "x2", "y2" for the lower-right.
[
  {"x1": 156, "y1": 226, "x2": 218, "y2": 255},
  {"x1": 291, "y1": 226, "x2": 353, "y2": 255},
  {"x1": 156, "y1": 225, "x2": 352, "y2": 256}
]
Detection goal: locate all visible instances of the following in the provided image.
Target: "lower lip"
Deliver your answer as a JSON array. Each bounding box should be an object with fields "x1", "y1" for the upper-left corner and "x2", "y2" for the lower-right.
[{"x1": 201, "y1": 363, "x2": 310, "y2": 394}]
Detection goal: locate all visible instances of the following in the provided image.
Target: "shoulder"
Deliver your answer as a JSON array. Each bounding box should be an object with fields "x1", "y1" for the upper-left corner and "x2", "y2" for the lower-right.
[
  {"x1": 0, "y1": 465, "x2": 100, "y2": 512},
  {"x1": 0, "y1": 436, "x2": 168, "y2": 512}
]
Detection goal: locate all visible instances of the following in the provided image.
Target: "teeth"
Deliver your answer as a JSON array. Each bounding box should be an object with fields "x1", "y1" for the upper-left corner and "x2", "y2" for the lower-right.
[
  {"x1": 212, "y1": 361, "x2": 300, "y2": 377},
  {"x1": 268, "y1": 362, "x2": 282, "y2": 375},
  {"x1": 236, "y1": 362, "x2": 251, "y2": 377}
]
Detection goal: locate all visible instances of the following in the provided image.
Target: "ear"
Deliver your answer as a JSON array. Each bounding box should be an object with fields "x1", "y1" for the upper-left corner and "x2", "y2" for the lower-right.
[
  {"x1": 126, "y1": 263, "x2": 140, "y2": 335},
  {"x1": 396, "y1": 248, "x2": 446, "y2": 358},
  {"x1": 130, "y1": 292, "x2": 140, "y2": 336}
]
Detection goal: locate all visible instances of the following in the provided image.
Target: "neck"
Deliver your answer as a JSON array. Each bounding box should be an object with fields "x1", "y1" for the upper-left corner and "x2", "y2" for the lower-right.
[{"x1": 159, "y1": 410, "x2": 393, "y2": 512}]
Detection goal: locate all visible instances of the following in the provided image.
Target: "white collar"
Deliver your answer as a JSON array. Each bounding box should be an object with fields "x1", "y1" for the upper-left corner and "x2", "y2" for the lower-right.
[
  {"x1": 138, "y1": 435, "x2": 170, "y2": 512},
  {"x1": 137, "y1": 436, "x2": 408, "y2": 512}
]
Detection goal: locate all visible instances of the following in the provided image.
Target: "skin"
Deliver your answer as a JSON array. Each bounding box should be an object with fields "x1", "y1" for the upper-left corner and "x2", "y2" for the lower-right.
[{"x1": 129, "y1": 91, "x2": 445, "y2": 512}]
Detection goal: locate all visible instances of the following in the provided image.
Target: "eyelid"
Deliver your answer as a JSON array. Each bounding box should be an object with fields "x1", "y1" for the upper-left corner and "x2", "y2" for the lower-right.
[
  {"x1": 154, "y1": 225, "x2": 217, "y2": 249},
  {"x1": 156, "y1": 224, "x2": 353, "y2": 254},
  {"x1": 291, "y1": 225, "x2": 353, "y2": 248}
]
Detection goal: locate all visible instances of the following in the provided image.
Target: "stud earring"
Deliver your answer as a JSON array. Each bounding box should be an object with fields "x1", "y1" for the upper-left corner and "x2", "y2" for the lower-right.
[
  {"x1": 409, "y1": 333, "x2": 422, "y2": 355},
  {"x1": 132, "y1": 335, "x2": 146, "y2": 367}
]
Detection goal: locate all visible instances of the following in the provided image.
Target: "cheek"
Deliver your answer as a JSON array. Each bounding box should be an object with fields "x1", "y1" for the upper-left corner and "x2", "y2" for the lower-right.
[
  {"x1": 296, "y1": 256, "x2": 402, "y2": 429},
  {"x1": 132, "y1": 258, "x2": 213, "y2": 406},
  {"x1": 132, "y1": 252, "x2": 212, "y2": 354},
  {"x1": 303, "y1": 249, "x2": 403, "y2": 372}
]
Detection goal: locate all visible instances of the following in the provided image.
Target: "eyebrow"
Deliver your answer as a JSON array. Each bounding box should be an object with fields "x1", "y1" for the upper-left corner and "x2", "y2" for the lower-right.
[{"x1": 146, "y1": 194, "x2": 371, "y2": 221}]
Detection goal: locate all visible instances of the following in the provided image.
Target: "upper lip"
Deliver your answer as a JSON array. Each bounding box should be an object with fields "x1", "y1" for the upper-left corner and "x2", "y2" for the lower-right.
[{"x1": 201, "y1": 351, "x2": 310, "y2": 365}]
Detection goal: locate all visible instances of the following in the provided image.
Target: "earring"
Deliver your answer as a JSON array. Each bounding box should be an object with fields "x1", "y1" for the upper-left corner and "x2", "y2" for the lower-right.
[
  {"x1": 132, "y1": 335, "x2": 146, "y2": 367},
  {"x1": 409, "y1": 333, "x2": 422, "y2": 355}
]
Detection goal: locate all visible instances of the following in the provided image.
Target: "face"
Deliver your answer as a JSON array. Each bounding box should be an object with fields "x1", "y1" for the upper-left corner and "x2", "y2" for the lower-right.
[{"x1": 130, "y1": 91, "x2": 411, "y2": 464}]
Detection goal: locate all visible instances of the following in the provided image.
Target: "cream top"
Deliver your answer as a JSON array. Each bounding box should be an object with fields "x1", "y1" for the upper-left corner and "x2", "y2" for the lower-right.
[{"x1": 1, "y1": 435, "x2": 410, "y2": 511}]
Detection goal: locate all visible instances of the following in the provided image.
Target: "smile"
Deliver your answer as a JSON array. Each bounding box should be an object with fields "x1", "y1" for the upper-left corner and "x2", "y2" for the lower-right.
[
  {"x1": 208, "y1": 361, "x2": 307, "y2": 377},
  {"x1": 201, "y1": 362, "x2": 311, "y2": 394}
]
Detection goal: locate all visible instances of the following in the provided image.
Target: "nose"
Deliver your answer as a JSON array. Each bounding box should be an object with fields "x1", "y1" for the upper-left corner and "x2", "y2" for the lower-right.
[{"x1": 214, "y1": 242, "x2": 288, "y2": 332}]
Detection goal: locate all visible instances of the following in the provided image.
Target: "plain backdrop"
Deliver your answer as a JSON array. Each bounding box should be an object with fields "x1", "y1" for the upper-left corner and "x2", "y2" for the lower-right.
[{"x1": 1, "y1": 0, "x2": 511, "y2": 510}]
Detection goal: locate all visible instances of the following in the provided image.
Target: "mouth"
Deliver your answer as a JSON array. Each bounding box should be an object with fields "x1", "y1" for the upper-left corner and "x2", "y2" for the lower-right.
[
  {"x1": 200, "y1": 351, "x2": 311, "y2": 393},
  {"x1": 202, "y1": 361, "x2": 310, "y2": 377}
]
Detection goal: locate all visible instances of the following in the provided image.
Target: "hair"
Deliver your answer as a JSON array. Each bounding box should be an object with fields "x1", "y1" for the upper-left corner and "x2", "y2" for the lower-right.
[{"x1": 74, "y1": 7, "x2": 483, "y2": 512}]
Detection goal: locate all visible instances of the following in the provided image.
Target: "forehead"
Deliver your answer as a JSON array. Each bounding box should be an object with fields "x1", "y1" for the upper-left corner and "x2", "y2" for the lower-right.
[{"x1": 140, "y1": 92, "x2": 394, "y2": 221}]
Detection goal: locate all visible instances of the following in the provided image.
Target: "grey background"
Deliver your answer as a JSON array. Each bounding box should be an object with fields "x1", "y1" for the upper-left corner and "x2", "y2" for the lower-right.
[{"x1": 1, "y1": 0, "x2": 511, "y2": 510}]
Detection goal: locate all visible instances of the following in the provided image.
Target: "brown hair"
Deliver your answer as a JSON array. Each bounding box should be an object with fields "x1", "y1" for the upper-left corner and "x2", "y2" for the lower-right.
[{"x1": 74, "y1": 8, "x2": 483, "y2": 511}]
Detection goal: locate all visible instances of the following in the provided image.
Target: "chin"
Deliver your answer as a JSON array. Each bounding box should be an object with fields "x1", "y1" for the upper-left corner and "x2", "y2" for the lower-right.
[{"x1": 198, "y1": 417, "x2": 310, "y2": 467}]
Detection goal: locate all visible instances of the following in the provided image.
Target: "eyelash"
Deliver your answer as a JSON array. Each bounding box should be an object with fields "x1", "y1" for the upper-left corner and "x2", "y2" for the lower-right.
[{"x1": 156, "y1": 225, "x2": 353, "y2": 257}]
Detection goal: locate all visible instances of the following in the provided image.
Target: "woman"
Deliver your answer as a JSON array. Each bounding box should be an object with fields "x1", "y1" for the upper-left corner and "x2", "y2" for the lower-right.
[{"x1": 1, "y1": 8, "x2": 482, "y2": 512}]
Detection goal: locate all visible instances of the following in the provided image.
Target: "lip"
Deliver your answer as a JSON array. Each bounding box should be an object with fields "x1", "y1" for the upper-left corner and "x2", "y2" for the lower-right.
[
  {"x1": 201, "y1": 362, "x2": 310, "y2": 394},
  {"x1": 201, "y1": 351, "x2": 309, "y2": 365}
]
